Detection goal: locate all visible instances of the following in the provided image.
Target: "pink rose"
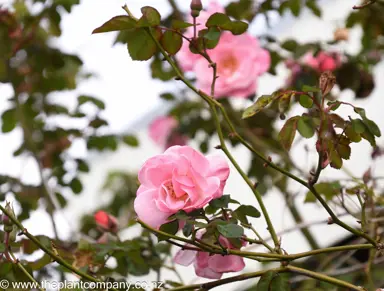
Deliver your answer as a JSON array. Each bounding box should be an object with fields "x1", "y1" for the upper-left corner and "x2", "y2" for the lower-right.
[
  {"x1": 177, "y1": 1, "x2": 224, "y2": 72},
  {"x1": 134, "y1": 146, "x2": 230, "y2": 229},
  {"x1": 194, "y1": 32, "x2": 270, "y2": 98},
  {"x1": 149, "y1": 116, "x2": 187, "y2": 149},
  {"x1": 304, "y1": 51, "x2": 341, "y2": 72},
  {"x1": 174, "y1": 232, "x2": 245, "y2": 279}
]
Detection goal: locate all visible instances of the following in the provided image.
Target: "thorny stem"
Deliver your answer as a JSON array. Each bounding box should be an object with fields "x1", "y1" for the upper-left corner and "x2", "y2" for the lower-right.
[
  {"x1": 242, "y1": 223, "x2": 275, "y2": 252},
  {"x1": 0, "y1": 204, "x2": 118, "y2": 291}
]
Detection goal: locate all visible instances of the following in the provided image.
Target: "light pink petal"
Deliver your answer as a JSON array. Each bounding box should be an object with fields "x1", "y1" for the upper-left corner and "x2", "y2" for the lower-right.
[
  {"x1": 165, "y1": 146, "x2": 210, "y2": 175},
  {"x1": 208, "y1": 255, "x2": 245, "y2": 273},
  {"x1": 134, "y1": 188, "x2": 171, "y2": 229},
  {"x1": 174, "y1": 249, "x2": 197, "y2": 266},
  {"x1": 195, "y1": 264, "x2": 222, "y2": 279},
  {"x1": 149, "y1": 116, "x2": 177, "y2": 146}
]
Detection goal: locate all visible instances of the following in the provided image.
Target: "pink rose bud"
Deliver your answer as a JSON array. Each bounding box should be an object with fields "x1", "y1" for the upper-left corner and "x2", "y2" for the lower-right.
[{"x1": 94, "y1": 211, "x2": 118, "y2": 233}]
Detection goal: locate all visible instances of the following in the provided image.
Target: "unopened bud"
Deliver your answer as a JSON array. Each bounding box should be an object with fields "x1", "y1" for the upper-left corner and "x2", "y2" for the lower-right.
[
  {"x1": 190, "y1": 0, "x2": 203, "y2": 16},
  {"x1": 94, "y1": 211, "x2": 118, "y2": 233},
  {"x1": 9, "y1": 226, "x2": 17, "y2": 242},
  {"x1": 2, "y1": 203, "x2": 16, "y2": 227},
  {"x1": 327, "y1": 217, "x2": 334, "y2": 225}
]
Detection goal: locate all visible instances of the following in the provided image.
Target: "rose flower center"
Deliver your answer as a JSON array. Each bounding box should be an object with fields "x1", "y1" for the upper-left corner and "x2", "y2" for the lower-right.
[{"x1": 218, "y1": 54, "x2": 239, "y2": 75}]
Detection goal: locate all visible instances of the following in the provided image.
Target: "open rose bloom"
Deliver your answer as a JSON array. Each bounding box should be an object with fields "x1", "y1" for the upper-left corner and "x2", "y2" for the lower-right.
[
  {"x1": 134, "y1": 146, "x2": 230, "y2": 229},
  {"x1": 174, "y1": 232, "x2": 246, "y2": 279},
  {"x1": 177, "y1": 1, "x2": 270, "y2": 98}
]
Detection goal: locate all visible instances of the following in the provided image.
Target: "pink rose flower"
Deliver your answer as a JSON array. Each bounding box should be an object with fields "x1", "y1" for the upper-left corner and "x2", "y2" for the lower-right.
[
  {"x1": 134, "y1": 146, "x2": 230, "y2": 229},
  {"x1": 194, "y1": 32, "x2": 270, "y2": 98},
  {"x1": 149, "y1": 116, "x2": 187, "y2": 149},
  {"x1": 177, "y1": 1, "x2": 270, "y2": 98},
  {"x1": 304, "y1": 51, "x2": 341, "y2": 72},
  {"x1": 177, "y1": 1, "x2": 224, "y2": 72},
  {"x1": 174, "y1": 232, "x2": 245, "y2": 279}
]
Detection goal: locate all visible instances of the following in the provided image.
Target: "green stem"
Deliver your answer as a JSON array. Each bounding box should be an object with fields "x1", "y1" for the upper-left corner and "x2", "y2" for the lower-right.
[
  {"x1": 0, "y1": 204, "x2": 118, "y2": 291},
  {"x1": 287, "y1": 266, "x2": 364, "y2": 291},
  {"x1": 9, "y1": 251, "x2": 45, "y2": 291},
  {"x1": 242, "y1": 223, "x2": 274, "y2": 253},
  {"x1": 169, "y1": 267, "x2": 288, "y2": 291}
]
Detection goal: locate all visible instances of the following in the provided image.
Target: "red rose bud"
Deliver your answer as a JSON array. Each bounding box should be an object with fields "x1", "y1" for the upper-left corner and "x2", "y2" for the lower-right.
[
  {"x1": 190, "y1": 0, "x2": 203, "y2": 17},
  {"x1": 94, "y1": 211, "x2": 118, "y2": 233}
]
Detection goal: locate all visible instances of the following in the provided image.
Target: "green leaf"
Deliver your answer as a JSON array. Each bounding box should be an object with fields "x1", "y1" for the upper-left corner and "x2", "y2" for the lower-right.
[
  {"x1": 0, "y1": 243, "x2": 5, "y2": 253},
  {"x1": 226, "y1": 20, "x2": 248, "y2": 35},
  {"x1": 161, "y1": 30, "x2": 182, "y2": 55},
  {"x1": 92, "y1": 16, "x2": 136, "y2": 33},
  {"x1": 236, "y1": 205, "x2": 261, "y2": 218},
  {"x1": 122, "y1": 135, "x2": 139, "y2": 147},
  {"x1": 182, "y1": 221, "x2": 193, "y2": 237},
  {"x1": 302, "y1": 85, "x2": 320, "y2": 92},
  {"x1": 206, "y1": 13, "x2": 231, "y2": 27},
  {"x1": 299, "y1": 95, "x2": 313, "y2": 108},
  {"x1": 158, "y1": 220, "x2": 179, "y2": 241},
  {"x1": 160, "y1": 93, "x2": 175, "y2": 101},
  {"x1": 217, "y1": 223, "x2": 244, "y2": 238},
  {"x1": 257, "y1": 271, "x2": 291, "y2": 291},
  {"x1": 69, "y1": 177, "x2": 83, "y2": 194},
  {"x1": 78, "y1": 95, "x2": 105, "y2": 109},
  {"x1": 209, "y1": 195, "x2": 230, "y2": 209},
  {"x1": 351, "y1": 119, "x2": 365, "y2": 134},
  {"x1": 297, "y1": 116, "x2": 315, "y2": 138},
  {"x1": 203, "y1": 26, "x2": 221, "y2": 41},
  {"x1": 305, "y1": 182, "x2": 342, "y2": 203},
  {"x1": 278, "y1": 94, "x2": 291, "y2": 114},
  {"x1": 330, "y1": 148, "x2": 343, "y2": 169},
  {"x1": 345, "y1": 124, "x2": 361, "y2": 142},
  {"x1": 306, "y1": 0, "x2": 322, "y2": 17},
  {"x1": 1, "y1": 108, "x2": 17, "y2": 133},
  {"x1": 289, "y1": 0, "x2": 301, "y2": 17},
  {"x1": 278, "y1": 116, "x2": 299, "y2": 151},
  {"x1": 242, "y1": 95, "x2": 274, "y2": 119},
  {"x1": 205, "y1": 13, "x2": 248, "y2": 35},
  {"x1": 281, "y1": 39, "x2": 298, "y2": 52},
  {"x1": 137, "y1": 6, "x2": 161, "y2": 27},
  {"x1": 171, "y1": 20, "x2": 194, "y2": 29},
  {"x1": 126, "y1": 28, "x2": 161, "y2": 61}
]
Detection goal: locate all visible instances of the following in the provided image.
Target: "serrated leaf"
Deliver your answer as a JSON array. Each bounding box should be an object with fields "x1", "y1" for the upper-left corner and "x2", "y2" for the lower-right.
[
  {"x1": 226, "y1": 20, "x2": 248, "y2": 35},
  {"x1": 199, "y1": 28, "x2": 220, "y2": 49},
  {"x1": 242, "y1": 95, "x2": 273, "y2": 119},
  {"x1": 345, "y1": 124, "x2": 361, "y2": 142},
  {"x1": 297, "y1": 116, "x2": 315, "y2": 138},
  {"x1": 217, "y1": 223, "x2": 244, "y2": 238},
  {"x1": 161, "y1": 30, "x2": 182, "y2": 55},
  {"x1": 182, "y1": 221, "x2": 193, "y2": 237},
  {"x1": 299, "y1": 95, "x2": 313, "y2": 108},
  {"x1": 126, "y1": 28, "x2": 161, "y2": 61},
  {"x1": 92, "y1": 16, "x2": 136, "y2": 34},
  {"x1": 137, "y1": 6, "x2": 161, "y2": 27},
  {"x1": 278, "y1": 116, "x2": 299, "y2": 151}
]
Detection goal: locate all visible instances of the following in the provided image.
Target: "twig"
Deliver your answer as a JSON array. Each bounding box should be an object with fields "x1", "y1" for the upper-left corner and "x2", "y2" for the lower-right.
[{"x1": 353, "y1": 0, "x2": 377, "y2": 9}]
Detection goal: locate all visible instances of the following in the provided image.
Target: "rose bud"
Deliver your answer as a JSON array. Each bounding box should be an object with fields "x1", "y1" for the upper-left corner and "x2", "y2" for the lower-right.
[{"x1": 94, "y1": 211, "x2": 118, "y2": 233}]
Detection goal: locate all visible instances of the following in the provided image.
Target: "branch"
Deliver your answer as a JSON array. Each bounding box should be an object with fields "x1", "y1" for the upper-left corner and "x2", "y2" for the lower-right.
[
  {"x1": 353, "y1": 0, "x2": 377, "y2": 9},
  {"x1": 0, "y1": 204, "x2": 118, "y2": 291}
]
